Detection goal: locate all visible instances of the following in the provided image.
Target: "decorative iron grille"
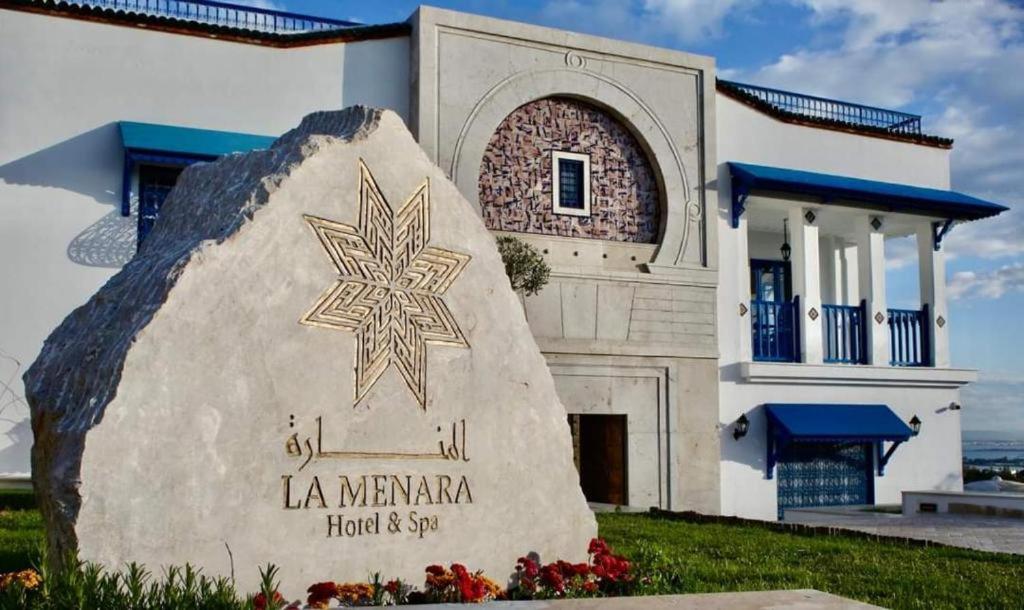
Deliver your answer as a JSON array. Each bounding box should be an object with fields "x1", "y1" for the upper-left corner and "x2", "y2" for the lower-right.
[
  {"x1": 777, "y1": 442, "x2": 873, "y2": 520},
  {"x1": 720, "y1": 80, "x2": 922, "y2": 136},
  {"x1": 751, "y1": 296, "x2": 801, "y2": 363},
  {"x1": 889, "y1": 305, "x2": 931, "y2": 367},
  {"x1": 62, "y1": 0, "x2": 358, "y2": 33},
  {"x1": 822, "y1": 301, "x2": 867, "y2": 364}
]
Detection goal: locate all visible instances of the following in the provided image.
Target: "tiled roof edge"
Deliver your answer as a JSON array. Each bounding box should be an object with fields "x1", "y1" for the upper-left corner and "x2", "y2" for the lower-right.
[
  {"x1": 0, "y1": 0, "x2": 411, "y2": 47},
  {"x1": 717, "y1": 80, "x2": 954, "y2": 150}
]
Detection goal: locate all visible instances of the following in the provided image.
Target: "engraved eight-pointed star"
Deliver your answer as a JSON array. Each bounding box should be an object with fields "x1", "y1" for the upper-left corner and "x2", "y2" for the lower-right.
[{"x1": 301, "y1": 160, "x2": 471, "y2": 409}]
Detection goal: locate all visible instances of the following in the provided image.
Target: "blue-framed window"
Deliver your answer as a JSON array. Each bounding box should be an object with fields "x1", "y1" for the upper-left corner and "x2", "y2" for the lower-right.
[
  {"x1": 122, "y1": 150, "x2": 214, "y2": 248},
  {"x1": 558, "y1": 159, "x2": 585, "y2": 209},
  {"x1": 552, "y1": 151, "x2": 591, "y2": 217},
  {"x1": 119, "y1": 121, "x2": 277, "y2": 249},
  {"x1": 750, "y1": 259, "x2": 791, "y2": 303},
  {"x1": 137, "y1": 164, "x2": 185, "y2": 245}
]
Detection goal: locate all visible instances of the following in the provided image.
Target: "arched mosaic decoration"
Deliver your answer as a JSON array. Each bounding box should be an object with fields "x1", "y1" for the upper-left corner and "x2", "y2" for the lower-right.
[{"x1": 478, "y1": 97, "x2": 660, "y2": 243}]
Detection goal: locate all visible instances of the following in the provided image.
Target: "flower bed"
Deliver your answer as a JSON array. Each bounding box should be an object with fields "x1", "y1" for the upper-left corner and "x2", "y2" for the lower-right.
[{"x1": 0, "y1": 538, "x2": 637, "y2": 609}]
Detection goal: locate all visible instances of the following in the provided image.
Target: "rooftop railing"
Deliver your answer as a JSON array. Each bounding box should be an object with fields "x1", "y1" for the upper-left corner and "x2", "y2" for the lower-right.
[
  {"x1": 719, "y1": 80, "x2": 922, "y2": 136},
  {"x1": 65, "y1": 0, "x2": 359, "y2": 33}
]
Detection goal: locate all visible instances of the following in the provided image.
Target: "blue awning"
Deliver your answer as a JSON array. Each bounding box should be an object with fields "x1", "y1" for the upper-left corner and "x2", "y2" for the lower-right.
[
  {"x1": 766, "y1": 403, "x2": 913, "y2": 443},
  {"x1": 763, "y1": 403, "x2": 915, "y2": 479},
  {"x1": 728, "y1": 162, "x2": 1008, "y2": 227},
  {"x1": 119, "y1": 121, "x2": 277, "y2": 158},
  {"x1": 119, "y1": 122, "x2": 277, "y2": 216}
]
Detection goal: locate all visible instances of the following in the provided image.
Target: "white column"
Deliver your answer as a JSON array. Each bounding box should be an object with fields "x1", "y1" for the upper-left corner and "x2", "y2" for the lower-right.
[
  {"x1": 842, "y1": 242, "x2": 860, "y2": 306},
  {"x1": 857, "y1": 216, "x2": 889, "y2": 365},
  {"x1": 790, "y1": 207, "x2": 822, "y2": 364},
  {"x1": 917, "y1": 223, "x2": 950, "y2": 367},
  {"x1": 820, "y1": 235, "x2": 837, "y2": 305},
  {"x1": 737, "y1": 215, "x2": 753, "y2": 363}
]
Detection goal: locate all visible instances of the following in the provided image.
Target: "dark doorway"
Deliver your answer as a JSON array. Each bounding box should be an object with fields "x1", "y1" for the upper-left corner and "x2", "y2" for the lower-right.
[{"x1": 568, "y1": 414, "x2": 628, "y2": 505}]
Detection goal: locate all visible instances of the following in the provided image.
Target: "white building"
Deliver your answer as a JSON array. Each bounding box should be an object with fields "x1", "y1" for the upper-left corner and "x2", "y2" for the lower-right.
[{"x1": 0, "y1": 0, "x2": 1007, "y2": 520}]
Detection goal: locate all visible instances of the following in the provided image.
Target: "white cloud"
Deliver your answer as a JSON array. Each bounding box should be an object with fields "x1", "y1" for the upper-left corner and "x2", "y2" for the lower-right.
[
  {"x1": 885, "y1": 236, "x2": 917, "y2": 270},
  {"x1": 948, "y1": 263, "x2": 1024, "y2": 300},
  {"x1": 961, "y1": 378, "x2": 1024, "y2": 434},
  {"x1": 539, "y1": 0, "x2": 753, "y2": 44},
  {"x1": 231, "y1": 0, "x2": 287, "y2": 11},
  {"x1": 733, "y1": 0, "x2": 1024, "y2": 264},
  {"x1": 538, "y1": 0, "x2": 1024, "y2": 267}
]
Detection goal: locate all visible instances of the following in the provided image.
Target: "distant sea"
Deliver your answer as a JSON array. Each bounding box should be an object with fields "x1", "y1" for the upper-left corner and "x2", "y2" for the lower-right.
[{"x1": 963, "y1": 430, "x2": 1024, "y2": 470}]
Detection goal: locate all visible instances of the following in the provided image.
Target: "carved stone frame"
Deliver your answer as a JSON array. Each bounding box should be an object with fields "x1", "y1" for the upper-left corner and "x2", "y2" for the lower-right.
[{"x1": 411, "y1": 7, "x2": 718, "y2": 275}]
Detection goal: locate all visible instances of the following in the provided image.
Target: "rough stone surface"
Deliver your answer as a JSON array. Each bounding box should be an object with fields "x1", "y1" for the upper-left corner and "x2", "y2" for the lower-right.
[{"x1": 25, "y1": 107, "x2": 596, "y2": 594}]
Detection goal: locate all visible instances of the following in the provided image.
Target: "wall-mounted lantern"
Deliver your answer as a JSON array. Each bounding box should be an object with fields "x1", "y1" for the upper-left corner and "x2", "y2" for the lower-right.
[
  {"x1": 909, "y1": 415, "x2": 922, "y2": 436},
  {"x1": 780, "y1": 219, "x2": 791, "y2": 262},
  {"x1": 734, "y1": 414, "x2": 750, "y2": 440},
  {"x1": 949, "y1": 402, "x2": 962, "y2": 411}
]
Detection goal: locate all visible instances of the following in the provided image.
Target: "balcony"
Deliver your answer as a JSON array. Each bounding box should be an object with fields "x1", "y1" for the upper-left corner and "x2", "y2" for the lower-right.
[
  {"x1": 889, "y1": 306, "x2": 931, "y2": 367},
  {"x1": 752, "y1": 301, "x2": 932, "y2": 367},
  {"x1": 751, "y1": 297, "x2": 801, "y2": 363},
  {"x1": 715, "y1": 81, "x2": 955, "y2": 147}
]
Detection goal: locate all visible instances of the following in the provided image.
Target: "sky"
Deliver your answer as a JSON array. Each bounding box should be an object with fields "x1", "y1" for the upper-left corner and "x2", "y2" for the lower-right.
[{"x1": 246, "y1": 0, "x2": 1024, "y2": 434}]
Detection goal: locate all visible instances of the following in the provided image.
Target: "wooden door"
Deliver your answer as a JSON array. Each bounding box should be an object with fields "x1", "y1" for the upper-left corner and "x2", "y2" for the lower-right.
[{"x1": 569, "y1": 414, "x2": 628, "y2": 505}]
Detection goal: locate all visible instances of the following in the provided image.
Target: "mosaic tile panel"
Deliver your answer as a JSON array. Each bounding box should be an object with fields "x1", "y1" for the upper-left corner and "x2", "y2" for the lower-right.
[{"x1": 478, "y1": 97, "x2": 660, "y2": 242}]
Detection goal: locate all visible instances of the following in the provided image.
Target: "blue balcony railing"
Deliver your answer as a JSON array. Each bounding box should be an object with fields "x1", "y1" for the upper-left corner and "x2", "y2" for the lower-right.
[
  {"x1": 822, "y1": 301, "x2": 867, "y2": 365},
  {"x1": 719, "y1": 80, "x2": 922, "y2": 136},
  {"x1": 752, "y1": 297, "x2": 801, "y2": 363},
  {"x1": 889, "y1": 306, "x2": 931, "y2": 367},
  {"x1": 66, "y1": 0, "x2": 358, "y2": 33}
]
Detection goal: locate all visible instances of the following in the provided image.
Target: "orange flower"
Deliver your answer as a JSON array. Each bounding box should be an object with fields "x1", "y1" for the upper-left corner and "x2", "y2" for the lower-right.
[
  {"x1": 335, "y1": 582, "x2": 375, "y2": 606},
  {"x1": 0, "y1": 570, "x2": 41, "y2": 592}
]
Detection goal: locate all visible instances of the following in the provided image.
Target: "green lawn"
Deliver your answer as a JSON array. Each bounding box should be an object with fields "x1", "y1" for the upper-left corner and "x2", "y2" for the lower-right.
[
  {"x1": 0, "y1": 489, "x2": 43, "y2": 573},
  {"x1": 598, "y1": 512, "x2": 1024, "y2": 610},
  {"x1": 2, "y1": 491, "x2": 1022, "y2": 609}
]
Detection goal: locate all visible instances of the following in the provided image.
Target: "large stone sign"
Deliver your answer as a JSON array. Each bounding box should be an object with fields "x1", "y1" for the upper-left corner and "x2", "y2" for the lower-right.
[{"x1": 24, "y1": 107, "x2": 596, "y2": 593}]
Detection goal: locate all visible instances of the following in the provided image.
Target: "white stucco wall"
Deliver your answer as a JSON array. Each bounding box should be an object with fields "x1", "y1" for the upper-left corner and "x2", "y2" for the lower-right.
[
  {"x1": 715, "y1": 93, "x2": 965, "y2": 520},
  {"x1": 0, "y1": 9, "x2": 410, "y2": 477}
]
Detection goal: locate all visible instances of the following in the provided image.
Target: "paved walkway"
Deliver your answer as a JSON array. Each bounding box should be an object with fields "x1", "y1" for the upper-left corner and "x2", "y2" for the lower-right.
[
  {"x1": 784, "y1": 507, "x2": 1024, "y2": 554},
  {"x1": 418, "y1": 591, "x2": 880, "y2": 610}
]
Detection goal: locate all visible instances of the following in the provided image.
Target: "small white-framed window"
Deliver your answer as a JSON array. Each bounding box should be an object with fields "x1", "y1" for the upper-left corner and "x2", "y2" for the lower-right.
[{"x1": 552, "y1": 151, "x2": 591, "y2": 217}]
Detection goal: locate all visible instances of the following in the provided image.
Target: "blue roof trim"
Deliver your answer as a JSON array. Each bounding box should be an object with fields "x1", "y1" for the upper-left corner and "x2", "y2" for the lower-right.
[
  {"x1": 765, "y1": 403, "x2": 913, "y2": 443},
  {"x1": 119, "y1": 122, "x2": 277, "y2": 216},
  {"x1": 119, "y1": 121, "x2": 276, "y2": 158},
  {"x1": 729, "y1": 162, "x2": 1008, "y2": 222}
]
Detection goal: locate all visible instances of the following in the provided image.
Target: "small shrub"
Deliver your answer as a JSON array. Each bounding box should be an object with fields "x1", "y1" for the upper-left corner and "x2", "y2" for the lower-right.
[{"x1": 496, "y1": 235, "x2": 550, "y2": 296}]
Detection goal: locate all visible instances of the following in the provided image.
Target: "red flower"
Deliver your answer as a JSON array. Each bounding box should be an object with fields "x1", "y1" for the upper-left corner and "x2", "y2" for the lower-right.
[
  {"x1": 253, "y1": 591, "x2": 284, "y2": 610},
  {"x1": 425, "y1": 564, "x2": 446, "y2": 577},
  {"x1": 539, "y1": 564, "x2": 565, "y2": 594},
  {"x1": 385, "y1": 579, "x2": 401, "y2": 595},
  {"x1": 588, "y1": 538, "x2": 611, "y2": 556},
  {"x1": 516, "y1": 557, "x2": 539, "y2": 579},
  {"x1": 306, "y1": 582, "x2": 338, "y2": 609}
]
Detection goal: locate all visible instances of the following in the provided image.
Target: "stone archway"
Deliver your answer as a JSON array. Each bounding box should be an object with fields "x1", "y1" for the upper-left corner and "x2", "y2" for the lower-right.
[
  {"x1": 478, "y1": 96, "x2": 660, "y2": 243},
  {"x1": 448, "y1": 68, "x2": 699, "y2": 269}
]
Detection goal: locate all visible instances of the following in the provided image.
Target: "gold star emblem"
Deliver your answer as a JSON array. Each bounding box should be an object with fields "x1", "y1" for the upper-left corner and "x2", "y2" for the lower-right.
[{"x1": 301, "y1": 160, "x2": 471, "y2": 409}]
